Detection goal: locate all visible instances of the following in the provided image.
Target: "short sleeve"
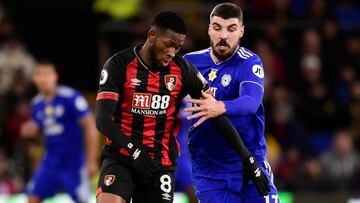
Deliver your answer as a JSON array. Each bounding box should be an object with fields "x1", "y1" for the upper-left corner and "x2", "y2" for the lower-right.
[
  {"x1": 240, "y1": 55, "x2": 265, "y2": 90},
  {"x1": 97, "y1": 55, "x2": 124, "y2": 101}
]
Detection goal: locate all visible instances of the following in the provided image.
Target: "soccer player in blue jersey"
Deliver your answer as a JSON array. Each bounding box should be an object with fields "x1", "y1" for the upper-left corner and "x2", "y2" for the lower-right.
[
  {"x1": 183, "y1": 3, "x2": 279, "y2": 203},
  {"x1": 20, "y1": 61, "x2": 99, "y2": 203}
]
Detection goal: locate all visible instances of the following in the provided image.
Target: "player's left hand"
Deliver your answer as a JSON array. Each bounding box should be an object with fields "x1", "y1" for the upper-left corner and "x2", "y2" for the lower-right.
[
  {"x1": 184, "y1": 91, "x2": 226, "y2": 127},
  {"x1": 242, "y1": 155, "x2": 270, "y2": 197}
]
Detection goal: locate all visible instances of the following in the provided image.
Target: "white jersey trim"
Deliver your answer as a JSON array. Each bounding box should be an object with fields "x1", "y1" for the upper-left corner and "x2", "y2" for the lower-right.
[{"x1": 239, "y1": 80, "x2": 264, "y2": 92}]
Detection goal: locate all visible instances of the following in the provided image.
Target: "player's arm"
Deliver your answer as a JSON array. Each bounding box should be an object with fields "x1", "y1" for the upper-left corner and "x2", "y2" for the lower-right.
[
  {"x1": 96, "y1": 56, "x2": 159, "y2": 178},
  {"x1": 184, "y1": 59, "x2": 270, "y2": 196},
  {"x1": 185, "y1": 61, "x2": 251, "y2": 154},
  {"x1": 185, "y1": 82, "x2": 262, "y2": 124},
  {"x1": 20, "y1": 120, "x2": 40, "y2": 138},
  {"x1": 95, "y1": 97, "x2": 129, "y2": 147},
  {"x1": 95, "y1": 56, "x2": 131, "y2": 148},
  {"x1": 79, "y1": 113, "x2": 99, "y2": 177}
]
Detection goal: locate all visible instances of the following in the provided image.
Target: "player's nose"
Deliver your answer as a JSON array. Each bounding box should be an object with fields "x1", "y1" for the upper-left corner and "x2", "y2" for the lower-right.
[
  {"x1": 167, "y1": 48, "x2": 176, "y2": 58},
  {"x1": 219, "y1": 31, "x2": 228, "y2": 39}
]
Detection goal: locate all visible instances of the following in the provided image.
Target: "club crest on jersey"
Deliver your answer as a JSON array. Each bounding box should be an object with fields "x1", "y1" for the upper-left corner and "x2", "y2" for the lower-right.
[
  {"x1": 164, "y1": 75, "x2": 177, "y2": 91},
  {"x1": 208, "y1": 69, "x2": 217, "y2": 81},
  {"x1": 104, "y1": 175, "x2": 115, "y2": 186},
  {"x1": 221, "y1": 74, "x2": 232, "y2": 87}
]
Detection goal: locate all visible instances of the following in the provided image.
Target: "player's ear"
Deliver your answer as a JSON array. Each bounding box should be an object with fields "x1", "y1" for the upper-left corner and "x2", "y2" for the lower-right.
[
  {"x1": 239, "y1": 25, "x2": 245, "y2": 39},
  {"x1": 148, "y1": 29, "x2": 156, "y2": 43}
]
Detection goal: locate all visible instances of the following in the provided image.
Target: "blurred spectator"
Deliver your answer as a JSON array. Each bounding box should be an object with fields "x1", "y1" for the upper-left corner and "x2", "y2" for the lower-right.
[
  {"x1": 0, "y1": 17, "x2": 15, "y2": 44},
  {"x1": 320, "y1": 129, "x2": 360, "y2": 190},
  {"x1": 254, "y1": 39, "x2": 287, "y2": 87},
  {"x1": 305, "y1": 0, "x2": 331, "y2": 21},
  {"x1": 2, "y1": 99, "x2": 30, "y2": 157},
  {"x1": 289, "y1": 157, "x2": 325, "y2": 191},
  {"x1": 0, "y1": 37, "x2": 35, "y2": 95},
  {"x1": 343, "y1": 34, "x2": 360, "y2": 71},
  {"x1": 267, "y1": 86, "x2": 308, "y2": 151},
  {"x1": 0, "y1": 149, "x2": 23, "y2": 194},
  {"x1": 321, "y1": 18, "x2": 343, "y2": 85},
  {"x1": 343, "y1": 80, "x2": 360, "y2": 150},
  {"x1": 302, "y1": 28, "x2": 322, "y2": 55},
  {"x1": 277, "y1": 146, "x2": 301, "y2": 190},
  {"x1": 334, "y1": 64, "x2": 356, "y2": 105}
]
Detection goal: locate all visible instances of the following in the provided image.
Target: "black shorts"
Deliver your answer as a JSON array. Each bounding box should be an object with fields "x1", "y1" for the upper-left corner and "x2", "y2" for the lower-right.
[{"x1": 97, "y1": 155, "x2": 175, "y2": 203}]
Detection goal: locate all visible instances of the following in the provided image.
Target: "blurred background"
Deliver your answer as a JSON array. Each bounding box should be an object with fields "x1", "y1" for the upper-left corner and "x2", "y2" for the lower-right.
[{"x1": 0, "y1": 0, "x2": 359, "y2": 202}]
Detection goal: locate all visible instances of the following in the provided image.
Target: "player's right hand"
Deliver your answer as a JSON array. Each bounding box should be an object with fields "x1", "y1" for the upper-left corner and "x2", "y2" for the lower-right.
[
  {"x1": 125, "y1": 139, "x2": 160, "y2": 179},
  {"x1": 242, "y1": 155, "x2": 270, "y2": 197},
  {"x1": 20, "y1": 120, "x2": 39, "y2": 138}
]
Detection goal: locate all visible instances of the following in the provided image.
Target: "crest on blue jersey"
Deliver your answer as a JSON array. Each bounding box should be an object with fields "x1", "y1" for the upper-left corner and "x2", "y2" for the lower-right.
[
  {"x1": 221, "y1": 74, "x2": 232, "y2": 87},
  {"x1": 208, "y1": 68, "x2": 217, "y2": 81}
]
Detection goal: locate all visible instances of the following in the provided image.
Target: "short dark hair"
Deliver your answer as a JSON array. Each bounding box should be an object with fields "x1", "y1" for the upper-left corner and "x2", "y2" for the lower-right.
[
  {"x1": 210, "y1": 3, "x2": 243, "y2": 22},
  {"x1": 151, "y1": 11, "x2": 187, "y2": 35}
]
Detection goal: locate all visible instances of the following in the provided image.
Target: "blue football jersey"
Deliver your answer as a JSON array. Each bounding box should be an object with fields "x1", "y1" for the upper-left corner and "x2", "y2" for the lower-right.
[
  {"x1": 184, "y1": 47, "x2": 267, "y2": 174},
  {"x1": 31, "y1": 85, "x2": 91, "y2": 168}
]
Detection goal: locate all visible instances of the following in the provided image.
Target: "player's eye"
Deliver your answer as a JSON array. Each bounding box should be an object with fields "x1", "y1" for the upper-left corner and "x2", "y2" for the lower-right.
[
  {"x1": 228, "y1": 26, "x2": 237, "y2": 32},
  {"x1": 213, "y1": 26, "x2": 221, "y2": 31}
]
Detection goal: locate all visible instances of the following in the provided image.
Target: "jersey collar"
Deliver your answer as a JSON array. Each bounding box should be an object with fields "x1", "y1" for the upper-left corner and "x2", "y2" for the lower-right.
[{"x1": 209, "y1": 45, "x2": 239, "y2": 65}]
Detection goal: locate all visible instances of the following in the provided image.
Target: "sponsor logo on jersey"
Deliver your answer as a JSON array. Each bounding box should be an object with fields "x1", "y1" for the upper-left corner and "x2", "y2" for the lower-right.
[
  {"x1": 210, "y1": 87, "x2": 217, "y2": 97},
  {"x1": 131, "y1": 93, "x2": 170, "y2": 116},
  {"x1": 208, "y1": 68, "x2": 217, "y2": 81},
  {"x1": 99, "y1": 69, "x2": 108, "y2": 85},
  {"x1": 132, "y1": 93, "x2": 152, "y2": 109},
  {"x1": 252, "y1": 64, "x2": 264, "y2": 78},
  {"x1": 104, "y1": 175, "x2": 115, "y2": 186},
  {"x1": 162, "y1": 193, "x2": 171, "y2": 200},
  {"x1": 164, "y1": 74, "x2": 177, "y2": 91},
  {"x1": 254, "y1": 168, "x2": 261, "y2": 177},
  {"x1": 132, "y1": 149, "x2": 141, "y2": 160},
  {"x1": 221, "y1": 74, "x2": 232, "y2": 87},
  {"x1": 130, "y1": 78, "x2": 141, "y2": 86}
]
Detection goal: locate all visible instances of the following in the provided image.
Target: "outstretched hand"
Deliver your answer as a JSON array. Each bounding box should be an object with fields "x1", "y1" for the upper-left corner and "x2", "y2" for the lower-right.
[{"x1": 184, "y1": 91, "x2": 226, "y2": 127}]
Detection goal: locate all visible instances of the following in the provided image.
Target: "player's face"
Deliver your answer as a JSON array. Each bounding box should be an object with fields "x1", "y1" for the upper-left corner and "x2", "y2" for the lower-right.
[
  {"x1": 32, "y1": 64, "x2": 58, "y2": 95},
  {"x1": 209, "y1": 16, "x2": 244, "y2": 61},
  {"x1": 149, "y1": 29, "x2": 185, "y2": 68}
]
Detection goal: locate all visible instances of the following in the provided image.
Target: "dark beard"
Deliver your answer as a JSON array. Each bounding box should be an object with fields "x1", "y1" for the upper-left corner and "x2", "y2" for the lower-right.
[{"x1": 210, "y1": 39, "x2": 238, "y2": 61}]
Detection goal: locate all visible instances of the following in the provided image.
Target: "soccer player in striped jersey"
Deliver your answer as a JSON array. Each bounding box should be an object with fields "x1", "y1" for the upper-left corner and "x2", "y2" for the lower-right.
[
  {"x1": 183, "y1": 3, "x2": 278, "y2": 203},
  {"x1": 95, "y1": 11, "x2": 265, "y2": 203}
]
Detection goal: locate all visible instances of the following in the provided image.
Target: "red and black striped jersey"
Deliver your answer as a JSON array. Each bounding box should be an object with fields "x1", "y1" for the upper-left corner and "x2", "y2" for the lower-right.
[{"x1": 96, "y1": 45, "x2": 208, "y2": 169}]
